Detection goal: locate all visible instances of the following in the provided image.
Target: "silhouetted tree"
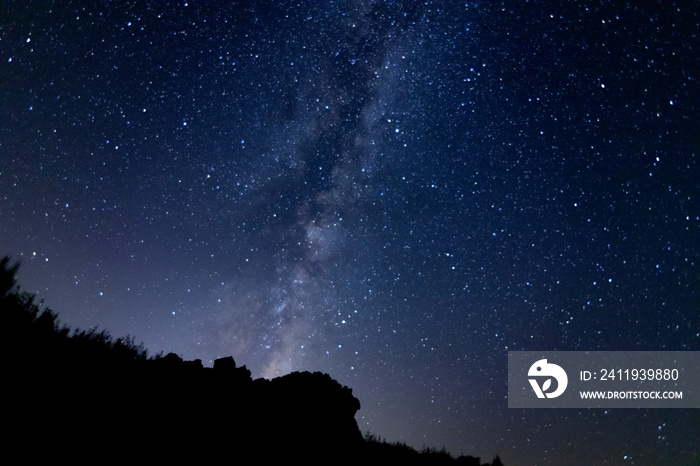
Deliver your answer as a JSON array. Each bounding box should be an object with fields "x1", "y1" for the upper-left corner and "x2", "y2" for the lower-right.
[{"x1": 490, "y1": 455, "x2": 505, "y2": 466}]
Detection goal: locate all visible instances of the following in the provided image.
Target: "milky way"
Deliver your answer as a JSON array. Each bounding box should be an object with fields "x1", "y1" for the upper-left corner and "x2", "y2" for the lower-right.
[{"x1": 2, "y1": 2, "x2": 699, "y2": 464}]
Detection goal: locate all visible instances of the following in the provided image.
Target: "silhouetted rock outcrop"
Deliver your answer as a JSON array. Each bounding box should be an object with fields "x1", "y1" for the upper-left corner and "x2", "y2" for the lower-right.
[
  {"x1": 1, "y1": 256, "x2": 501, "y2": 464},
  {"x1": 213, "y1": 355, "x2": 235, "y2": 370}
]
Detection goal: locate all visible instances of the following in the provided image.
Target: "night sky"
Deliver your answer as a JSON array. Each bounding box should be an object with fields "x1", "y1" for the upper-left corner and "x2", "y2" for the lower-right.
[{"x1": 2, "y1": 1, "x2": 699, "y2": 464}]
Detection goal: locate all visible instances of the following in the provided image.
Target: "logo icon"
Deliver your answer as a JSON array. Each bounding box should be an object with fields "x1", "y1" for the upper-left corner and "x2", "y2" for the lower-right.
[{"x1": 528, "y1": 359, "x2": 568, "y2": 398}]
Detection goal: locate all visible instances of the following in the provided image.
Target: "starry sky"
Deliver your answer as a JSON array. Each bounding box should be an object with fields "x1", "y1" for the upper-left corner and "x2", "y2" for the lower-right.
[{"x1": 1, "y1": 1, "x2": 699, "y2": 464}]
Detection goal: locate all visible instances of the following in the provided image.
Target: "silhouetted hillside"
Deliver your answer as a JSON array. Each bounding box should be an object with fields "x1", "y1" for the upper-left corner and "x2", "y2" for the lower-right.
[{"x1": 1, "y1": 256, "x2": 502, "y2": 464}]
